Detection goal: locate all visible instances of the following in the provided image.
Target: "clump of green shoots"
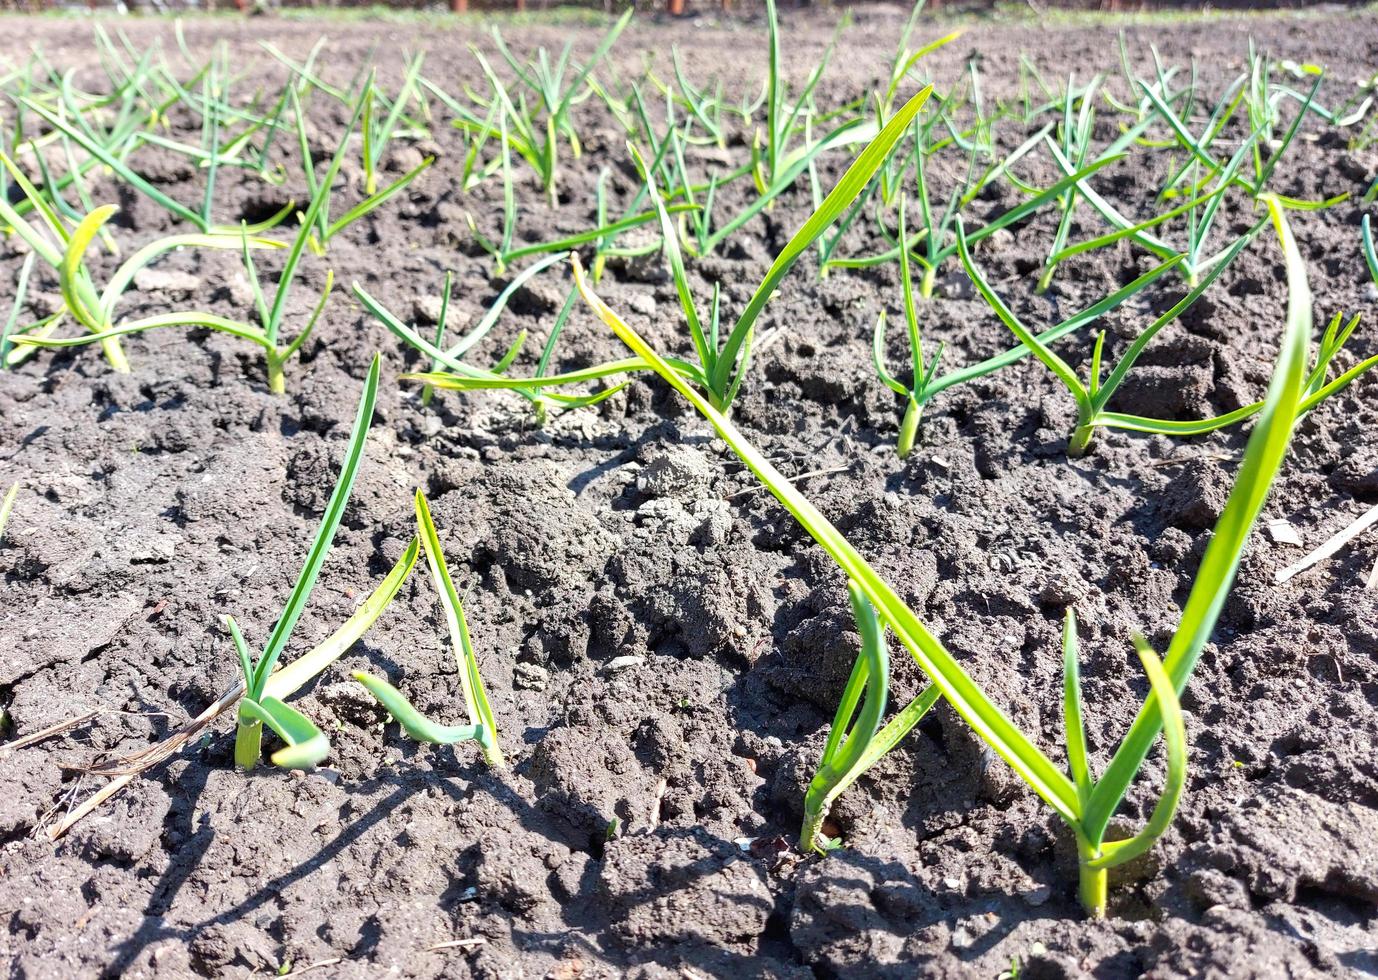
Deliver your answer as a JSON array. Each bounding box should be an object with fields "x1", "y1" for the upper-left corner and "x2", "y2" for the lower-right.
[
  {"x1": 654, "y1": 0, "x2": 927, "y2": 260},
  {"x1": 72, "y1": 476, "x2": 507, "y2": 778},
  {"x1": 19, "y1": 33, "x2": 348, "y2": 237},
  {"x1": 16, "y1": 87, "x2": 420, "y2": 393},
  {"x1": 465, "y1": 10, "x2": 632, "y2": 207},
  {"x1": 873, "y1": 199, "x2": 1185, "y2": 458},
  {"x1": 1030, "y1": 73, "x2": 1173, "y2": 292},
  {"x1": 408, "y1": 86, "x2": 933, "y2": 416},
  {"x1": 289, "y1": 84, "x2": 434, "y2": 258},
  {"x1": 232, "y1": 356, "x2": 381, "y2": 770},
  {"x1": 4, "y1": 42, "x2": 190, "y2": 227},
  {"x1": 353, "y1": 490, "x2": 504, "y2": 768},
  {"x1": 360, "y1": 56, "x2": 430, "y2": 196},
  {"x1": 147, "y1": 43, "x2": 299, "y2": 195},
  {"x1": 805, "y1": 16, "x2": 971, "y2": 271},
  {"x1": 0, "y1": 154, "x2": 280, "y2": 375},
  {"x1": 572, "y1": 197, "x2": 1314, "y2": 917},
  {"x1": 638, "y1": 45, "x2": 742, "y2": 151},
  {"x1": 802, "y1": 582, "x2": 940, "y2": 852},
  {"x1": 752, "y1": 0, "x2": 845, "y2": 197},
  {"x1": 1126, "y1": 45, "x2": 1345, "y2": 215},
  {"x1": 958, "y1": 210, "x2": 1377, "y2": 456},
  {"x1": 823, "y1": 111, "x2": 1110, "y2": 284},
  {"x1": 23, "y1": 70, "x2": 262, "y2": 235},
  {"x1": 1037, "y1": 44, "x2": 1343, "y2": 290},
  {"x1": 462, "y1": 105, "x2": 691, "y2": 278},
  {"x1": 598, "y1": 80, "x2": 752, "y2": 262},
  {"x1": 227, "y1": 363, "x2": 506, "y2": 772},
  {"x1": 353, "y1": 256, "x2": 622, "y2": 425},
  {"x1": 1043, "y1": 131, "x2": 1256, "y2": 289}
]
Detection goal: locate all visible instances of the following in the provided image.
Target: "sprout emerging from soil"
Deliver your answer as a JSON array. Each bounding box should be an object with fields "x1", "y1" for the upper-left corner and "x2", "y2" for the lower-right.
[
  {"x1": 568, "y1": 193, "x2": 1313, "y2": 917},
  {"x1": 354, "y1": 490, "x2": 505, "y2": 769},
  {"x1": 231, "y1": 355, "x2": 380, "y2": 770},
  {"x1": 0, "y1": 155, "x2": 282, "y2": 375},
  {"x1": 874, "y1": 230, "x2": 1184, "y2": 459},
  {"x1": 959, "y1": 210, "x2": 1378, "y2": 457}
]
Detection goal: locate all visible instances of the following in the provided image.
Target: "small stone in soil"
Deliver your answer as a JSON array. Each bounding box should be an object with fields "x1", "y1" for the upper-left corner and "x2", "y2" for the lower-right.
[
  {"x1": 1267, "y1": 519, "x2": 1302, "y2": 546},
  {"x1": 514, "y1": 662, "x2": 549, "y2": 691}
]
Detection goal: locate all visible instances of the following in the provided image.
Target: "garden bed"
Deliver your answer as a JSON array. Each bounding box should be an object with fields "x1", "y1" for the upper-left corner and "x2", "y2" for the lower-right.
[{"x1": 1, "y1": 6, "x2": 1377, "y2": 977}]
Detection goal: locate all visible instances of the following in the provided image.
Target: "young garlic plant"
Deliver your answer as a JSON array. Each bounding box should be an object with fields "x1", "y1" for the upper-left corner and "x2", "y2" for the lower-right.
[
  {"x1": 83, "y1": 483, "x2": 505, "y2": 776},
  {"x1": 463, "y1": 104, "x2": 690, "y2": 278},
  {"x1": 23, "y1": 88, "x2": 252, "y2": 236},
  {"x1": 466, "y1": 10, "x2": 633, "y2": 208},
  {"x1": 677, "y1": 0, "x2": 921, "y2": 259},
  {"x1": 4, "y1": 47, "x2": 186, "y2": 225},
  {"x1": 290, "y1": 84, "x2": 434, "y2": 258},
  {"x1": 408, "y1": 87, "x2": 934, "y2": 416},
  {"x1": 801, "y1": 582, "x2": 940, "y2": 852},
  {"x1": 232, "y1": 356, "x2": 380, "y2": 770},
  {"x1": 754, "y1": 0, "x2": 843, "y2": 197},
  {"x1": 360, "y1": 56, "x2": 430, "y2": 197},
  {"x1": 22, "y1": 38, "x2": 301, "y2": 234},
  {"x1": 143, "y1": 47, "x2": 298, "y2": 192},
  {"x1": 0, "y1": 154, "x2": 280, "y2": 375},
  {"x1": 353, "y1": 490, "x2": 504, "y2": 768},
  {"x1": 642, "y1": 46, "x2": 732, "y2": 151},
  {"x1": 873, "y1": 199, "x2": 1185, "y2": 458},
  {"x1": 353, "y1": 254, "x2": 623, "y2": 425},
  {"x1": 959, "y1": 212, "x2": 1377, "y2": 456},
  {"x1": 570, "y1": 196, "x2": 1313, "y2": 917}
]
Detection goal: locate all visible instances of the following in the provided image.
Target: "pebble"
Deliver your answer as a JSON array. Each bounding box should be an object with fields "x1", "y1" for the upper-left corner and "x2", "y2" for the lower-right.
[
  {"x1": 628, "y1": 292, "x2": 657, "y2": 317},
  {"x1": 937, "y1": 270, "x2": 974, "y2": 300},
  {"x1": 1039, "y1": 574, "x2": 1083, "y2": 606},
  {"x1": 985, "y1": 228, "x2": 1015, "y2": 252},
  {"x1": 1267, "y1": 519, "x2": 1302, "y2": 546},
  {"x1": 514, "y1": 662, "x2": 549, "y2": 691},
  {"x1": 413, "y1": 294, "x2": 446, "y2": 326},
  {"x1": 385, "y1": 144, "x2": 426, "y2": 174},
  {"x1": 221, "y1": 271, "x2": 257, "y2": 308}
]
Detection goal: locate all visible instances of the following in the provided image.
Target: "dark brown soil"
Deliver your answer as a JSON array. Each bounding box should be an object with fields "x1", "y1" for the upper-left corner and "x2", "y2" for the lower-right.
[{"x1": 2, "y1": 6, "x2": 1377, "y2": 978}]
